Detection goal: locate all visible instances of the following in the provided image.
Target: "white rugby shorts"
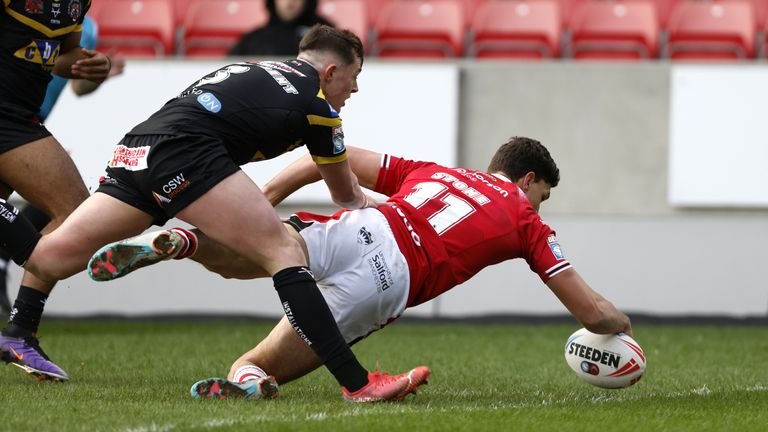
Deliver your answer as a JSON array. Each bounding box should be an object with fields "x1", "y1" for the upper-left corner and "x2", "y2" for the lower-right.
[{"x1": 296, "y1": 208, "x2": 410, "y2": 344}]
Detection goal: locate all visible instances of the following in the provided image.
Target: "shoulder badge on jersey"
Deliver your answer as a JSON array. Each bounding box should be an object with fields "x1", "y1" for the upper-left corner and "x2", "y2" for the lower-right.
[
  {"x1": 332, "y1": 126, "x2": 345, "y2": 154},
  {"x1": 547, "y1": 234, "x2": 565, "y2": 260},
  {"x1": 68, "y1": 0, "x2": 82, "y2": 20}
]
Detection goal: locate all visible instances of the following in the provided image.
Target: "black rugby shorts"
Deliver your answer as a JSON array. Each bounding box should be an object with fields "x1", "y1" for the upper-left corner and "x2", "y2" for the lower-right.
[
  {"x1": 95, "y1": 134, "x2": 240, "y2": 226},
  {"x1": 0, "y1": 102, "x2": 52, "y2": 154}
]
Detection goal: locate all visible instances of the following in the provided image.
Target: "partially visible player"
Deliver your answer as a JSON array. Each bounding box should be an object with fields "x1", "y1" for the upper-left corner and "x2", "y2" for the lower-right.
[
  {"x1": 0, "y1": 15, "x2": 125, "y2": 318},
  {"x1": 0, "y1": 0, "x2": 112, "y2": 381},
  {"x1": 88, "y1": 138, "x2": 632, "y2": 400}
]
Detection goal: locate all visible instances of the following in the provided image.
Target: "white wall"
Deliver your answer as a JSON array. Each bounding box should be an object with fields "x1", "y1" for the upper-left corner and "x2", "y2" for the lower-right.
[{"x1": 669, "y1": 66, "x2": 768, "y2": 207}]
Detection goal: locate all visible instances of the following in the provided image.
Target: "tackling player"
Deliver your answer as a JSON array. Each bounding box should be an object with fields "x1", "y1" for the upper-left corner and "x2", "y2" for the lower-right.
[
  {"x1": 0, "y1": 25, "x2": 426, "y2": 402},
  {"x1": 88, "y1": 137, "x2": 632, "y2": 400}
]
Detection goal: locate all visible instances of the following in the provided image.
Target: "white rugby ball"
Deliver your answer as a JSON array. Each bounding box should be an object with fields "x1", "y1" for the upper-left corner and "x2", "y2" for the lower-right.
[{"x1": 564, "y1": 328, "x2": 646, "y2": 389}]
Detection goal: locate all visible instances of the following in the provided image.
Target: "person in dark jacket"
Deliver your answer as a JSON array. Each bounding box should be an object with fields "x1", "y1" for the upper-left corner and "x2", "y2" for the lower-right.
[{"x1": 230, "y1": 0, "x2": 334, "y2": 56}]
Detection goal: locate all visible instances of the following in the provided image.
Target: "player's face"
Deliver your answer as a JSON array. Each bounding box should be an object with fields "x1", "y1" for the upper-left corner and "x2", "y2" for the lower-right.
[
  {"x1": 322, "y1": 58, "x2": 362, "y2": 111},
  {"x1": 525, "y1": 180, "x2": 552, "y2": 213}
]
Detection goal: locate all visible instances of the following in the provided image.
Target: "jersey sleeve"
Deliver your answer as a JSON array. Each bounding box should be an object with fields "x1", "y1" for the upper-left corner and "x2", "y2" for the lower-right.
[
  {"x1": 374, "y1": 154, "x2": 437, "y2": 196},
  {"x1": 518, "y1": 202, "x2": 572, "y2": 283},
  {"x1": 74, "y1": 0, "x2": 92, "y2": 30},
  {"x1": 304, "y1": 93, "x2": 348, "y2": 165}
]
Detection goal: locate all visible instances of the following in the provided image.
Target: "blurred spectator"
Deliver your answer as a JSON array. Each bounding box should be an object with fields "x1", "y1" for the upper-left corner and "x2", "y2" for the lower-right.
[{"x1": 229, "y1": 0, "x2": 333, "y2": 56}]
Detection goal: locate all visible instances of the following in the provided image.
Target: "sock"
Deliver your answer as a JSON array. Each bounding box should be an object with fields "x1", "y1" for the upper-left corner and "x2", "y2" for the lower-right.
[
  {"x1": 233, "y1": 365, "x2": 268, "y2": 383},
  {"x1": 273, "y1": 266, "x2": 369, "y2": 392},
  {"x1": 3, "y1": 285, "x2": 48, "y2": 337},
  {"x1": 170, "y1": 227, "x2": 197, "y2": 260},
  {"x1": 0, "y1": 199, "x2": 41, "y2": 266}
]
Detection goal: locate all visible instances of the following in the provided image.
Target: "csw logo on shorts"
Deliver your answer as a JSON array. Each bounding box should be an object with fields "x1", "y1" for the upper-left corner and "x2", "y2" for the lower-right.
[
  {"x1": 197, "y1": 92, "x2": 222, "y2": 113},
  {"x1": 547, "y1": 234, "x2": 565, "y2": 260}
]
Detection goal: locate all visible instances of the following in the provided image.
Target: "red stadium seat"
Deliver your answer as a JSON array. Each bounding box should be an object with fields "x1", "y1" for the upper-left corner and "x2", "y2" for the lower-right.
[
  {"x1": 183, "y1": 0, "x2": 268, "y2": 57},
  {"x1": 318, "y1": 0, "x2": 368, "y2": 48},
  {"x1": 667, "y1": 1, "x2": 755, "y2": 60},
  {"x1": 722, "y1": 0, "x2": 765, "y2": 27},
  {"x1": 95, "y1": 0, "x2": 175, "y2": 57},
  {"x1": 373, "y1": 0, "x2": 465, "y2": 57},
  {"x1": 557, "y1": 0, "x2": 585, "y2": 26},
  {"x1": 469, "y1": 0, "x2": 562, "y2": 59},
  {"x1": 365, "y1": 0, "x2": 393, "y2": 26},
  {"x1": 648, "y1": 0, "x2": 682, "y2": 26},
  {"x1": 86, "y1": 0, "x2": 111, "y2": 20},
  {"x1": 570, "y1": 1, "x2": 659, "y2": 60}
]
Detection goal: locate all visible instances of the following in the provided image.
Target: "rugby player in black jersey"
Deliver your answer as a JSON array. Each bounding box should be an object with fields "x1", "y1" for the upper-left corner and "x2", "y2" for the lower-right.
[
  {"x1": 0, "y1": 25, "x2": 428, "y2": 402},
  {"x1": 0, "y1": 0, "x2": 111, "y2": 382}
]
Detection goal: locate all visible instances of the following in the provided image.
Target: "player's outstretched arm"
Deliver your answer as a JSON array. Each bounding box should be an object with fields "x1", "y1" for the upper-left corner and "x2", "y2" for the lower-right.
[
  {"x1": 546, "y1": 268, "x2": 633, "y2": 336},
  {"x1": 262, "y1": 146, "x2": 384, "y2": 206}
]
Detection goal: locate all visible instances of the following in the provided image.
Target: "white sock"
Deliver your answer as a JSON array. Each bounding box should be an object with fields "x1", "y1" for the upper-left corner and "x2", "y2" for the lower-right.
[{"x1": 233, "y1": 365, "x2": 268, "y2": 383}]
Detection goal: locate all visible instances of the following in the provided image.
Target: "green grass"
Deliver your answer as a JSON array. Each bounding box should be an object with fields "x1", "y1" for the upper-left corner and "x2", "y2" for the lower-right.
[{"x1": 1, "y1": 321, "x2": 767, "y2": 431}]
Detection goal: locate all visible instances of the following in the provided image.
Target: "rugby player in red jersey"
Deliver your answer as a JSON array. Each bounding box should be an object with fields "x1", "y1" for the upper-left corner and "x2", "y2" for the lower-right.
[{"x1": 89, "y1": 137, "x2": 631, "y2": 400}]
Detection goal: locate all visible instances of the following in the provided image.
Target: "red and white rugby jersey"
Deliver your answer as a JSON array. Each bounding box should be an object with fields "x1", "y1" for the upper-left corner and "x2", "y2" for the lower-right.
[{"x1": 374, "y1": 154, "x2": 572, "y2": 307}]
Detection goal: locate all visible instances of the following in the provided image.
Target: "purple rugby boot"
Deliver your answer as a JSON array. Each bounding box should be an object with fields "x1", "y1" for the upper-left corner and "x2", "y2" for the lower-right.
[{"x1": 1, "y1": 335, "x2": 68, "y2": 381}]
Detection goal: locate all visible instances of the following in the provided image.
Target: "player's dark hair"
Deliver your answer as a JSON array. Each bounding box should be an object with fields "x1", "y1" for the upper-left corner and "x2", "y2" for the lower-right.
[
  {"x1": 488, "y1": 137, "x2": 560, "y2": 187},
  {"x1": 299, "y1": 25, "x2": 364, "y2": 66}
]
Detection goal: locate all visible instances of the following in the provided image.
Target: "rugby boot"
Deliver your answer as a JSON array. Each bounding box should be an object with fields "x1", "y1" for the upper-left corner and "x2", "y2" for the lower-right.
[
  {"x1": 0, "y1": 335, "x2": 68, "y2": 381},
  {"x1": 191, "y1": 376, "x2": 279, "y2": 400},
  {"x1": 88, "y1": 229, "x2": 184, "y2": 281},
  {"x1": 342, "y1": 366, "x2": 431, "y2": 402}
]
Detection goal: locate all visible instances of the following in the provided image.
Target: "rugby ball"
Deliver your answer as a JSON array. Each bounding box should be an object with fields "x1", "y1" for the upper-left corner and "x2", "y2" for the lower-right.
[{"x1": 564, "y1": 328, "x2": 646, "y2": 389}]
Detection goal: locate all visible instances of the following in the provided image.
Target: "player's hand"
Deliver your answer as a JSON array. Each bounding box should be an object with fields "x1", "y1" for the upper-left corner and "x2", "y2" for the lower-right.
[
  {"x1": 361, "y1": 194, "x2": 386, "y2": 209},
  {"x1": 71, "y1": 48, "x2": 111, "y2": 83},
  {"x1": 105, "y1": 48, "x2": 126, "y2": 78}
]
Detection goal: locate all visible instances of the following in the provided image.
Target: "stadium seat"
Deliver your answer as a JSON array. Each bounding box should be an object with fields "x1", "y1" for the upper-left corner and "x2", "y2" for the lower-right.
[
  {"x1": 556, "y1": 0, "x2": 585, "y2": 26},
  {"x1": 95, "y1": 0, "x2": 175, "y2": 57},
  {"x1": 667, "y1": 0, "x2": 755, "y2": 60},
  {"x1": 365, "y1": 0, "x2": 393, "y2": 26},
  {"x1": 569, "y1": 1, "x2": 659, "y2": 60},
  {"x1": 469, "y1": 0, "x2": 561, "y2": 59},
  {"x1": 722, "y1": 0, "x2": 766, "y2": 27},
  {"x1": 182, "y1": 0, "x2": 269, "y2": 57},
  {"x1": 86, "y1": 0, "x2": 111, "y2": 20},
  {"x1": 318, "y1": 0, "x2": 368, "y2": 48},
  {"x1": 648, "y1": 0, "x2": 682, "y2": 26},
  {"x1": 373, "y1": 0, "x2": 465, "y2": 57}
]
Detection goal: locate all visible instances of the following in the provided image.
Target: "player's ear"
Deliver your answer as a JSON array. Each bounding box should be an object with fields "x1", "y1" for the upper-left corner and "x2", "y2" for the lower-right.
[
  {"x1": 519, "y1": 171, "x2": 536, "y2": 192},
  {"x1": 322, "y1": 63, "x2": 338, "y2": 82}
]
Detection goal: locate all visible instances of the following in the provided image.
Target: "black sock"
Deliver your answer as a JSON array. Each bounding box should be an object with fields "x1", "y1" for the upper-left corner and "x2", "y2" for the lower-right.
[
  {"x1": 2, "y1": 285, "x2": 48, "y2": 337},
  {"x1": 273, "y1": 266, "x2": 369, "y2": 392},
  {"x1": 0, "y1": 199, "x2": 41, "y2": 266}
]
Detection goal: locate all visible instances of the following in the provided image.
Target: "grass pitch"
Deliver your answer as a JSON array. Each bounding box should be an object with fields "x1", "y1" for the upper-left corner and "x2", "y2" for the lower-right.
[{"x1": 0, "y1": 321, "x2": 766, "y2": 431}]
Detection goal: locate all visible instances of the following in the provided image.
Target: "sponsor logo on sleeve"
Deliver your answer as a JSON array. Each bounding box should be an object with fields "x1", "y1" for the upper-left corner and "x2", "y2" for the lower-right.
[
  {"x1": 108, "y1": 145, "x2": 150, "y2": 171},
  {"x1": 197, "y1": 92, "x2": 222, "y2": 113},
  {"x1": 547, "y1": 234, "x2": 565, "y2": 260}
]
